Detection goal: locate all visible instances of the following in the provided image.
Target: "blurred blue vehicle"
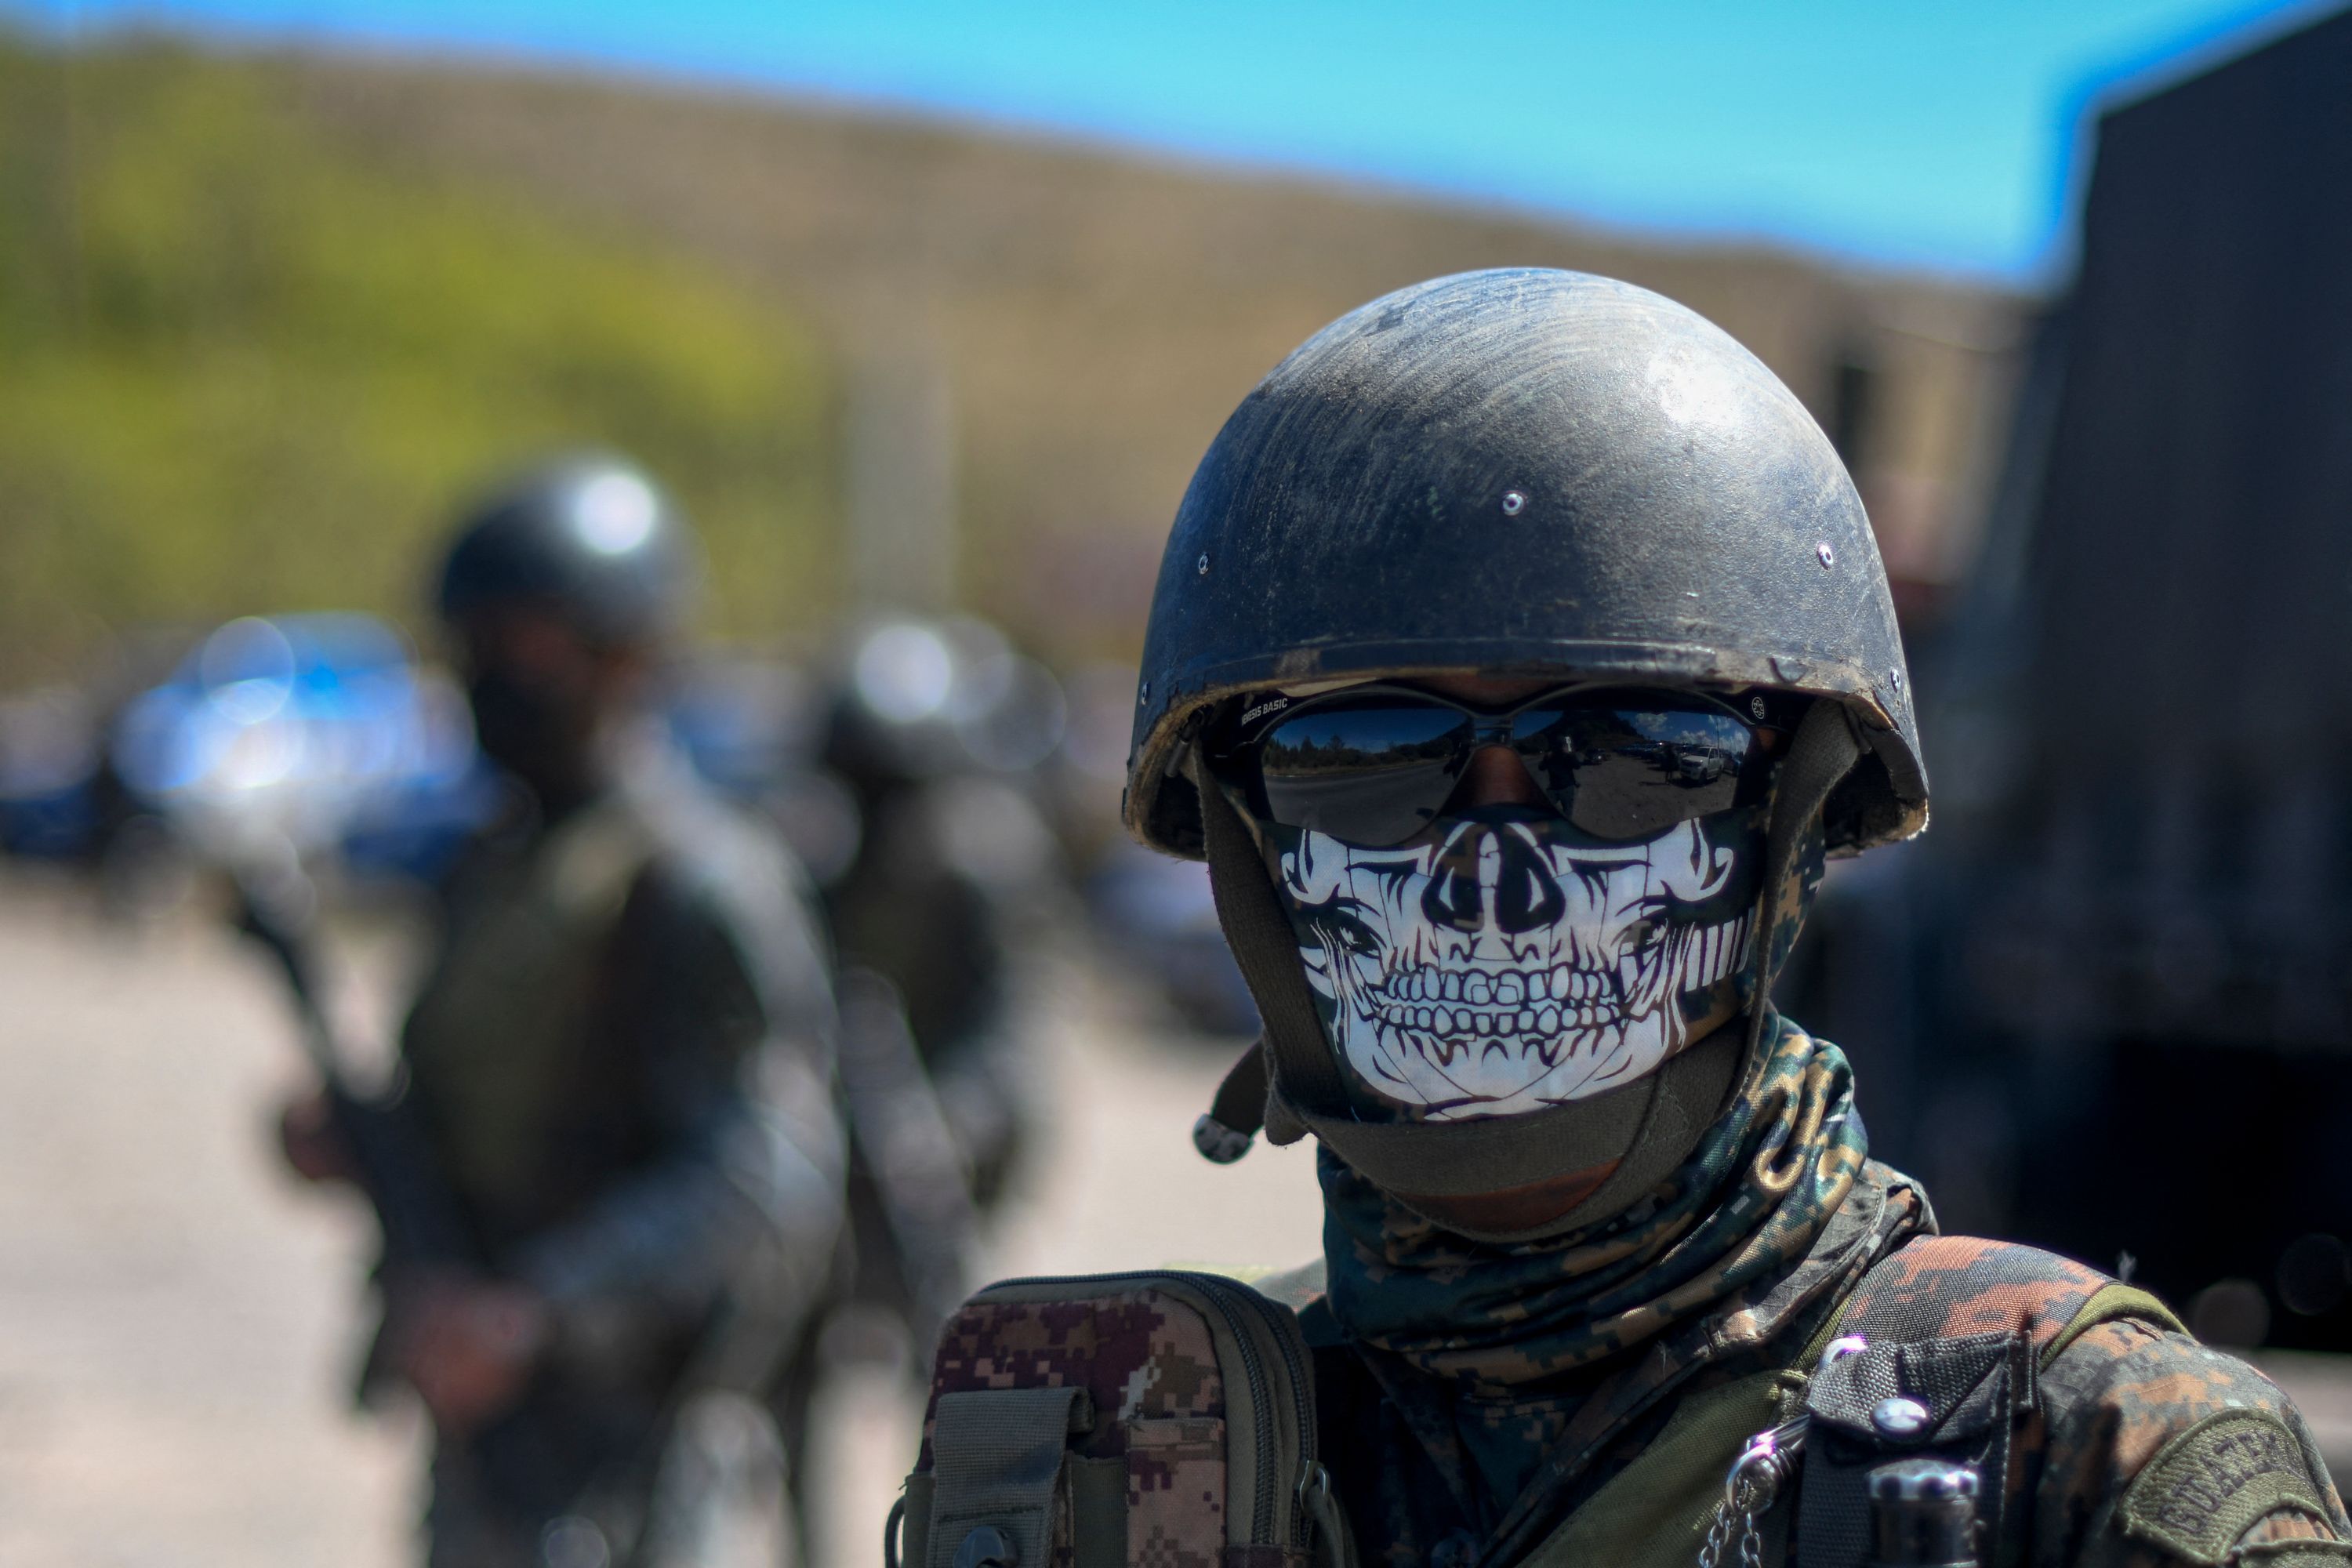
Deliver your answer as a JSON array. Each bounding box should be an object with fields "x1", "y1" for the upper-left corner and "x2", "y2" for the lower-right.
[{"x1": 107, "y1": 614, "x2": 494, "y2": 886}]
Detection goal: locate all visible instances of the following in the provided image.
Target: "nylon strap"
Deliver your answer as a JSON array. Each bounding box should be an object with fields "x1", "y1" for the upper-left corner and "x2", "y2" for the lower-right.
[
  {"x1": 1194, "y1": 1038, "x2": 1272, "y2": 1163},
  {"x1": 1795, "y1": 1244, "x2": 2009, "y2": 1568},
  {"x1": 1195, "y1": 750, "x2": 1351, "y2": 1112},
  {"x1": 1740, "y1": 699, "x2": 1862, "y2": 1065},
  {"x1": 2043, "y1": 1283, "x2": 2184, "y2": 1365},
  {"x1": 926, "y1": 1385, "x2": 1088, "y2": 1568}
]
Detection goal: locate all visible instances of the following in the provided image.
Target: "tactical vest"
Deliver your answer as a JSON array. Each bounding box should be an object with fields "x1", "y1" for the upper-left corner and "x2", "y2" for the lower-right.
[
  {"x1": 897, "y1": 1239, "x2": 2180, "y2": 1568},
  {"x1": 401, "y1": 795, "x2": 660, "y2": 1236},
  {"x1": 1526, "y1": 1236, "x2": 2180, "y2": 1568}
]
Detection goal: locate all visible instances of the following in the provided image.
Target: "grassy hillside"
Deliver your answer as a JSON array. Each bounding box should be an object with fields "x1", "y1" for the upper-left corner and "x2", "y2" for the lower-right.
[
  {"x1": 280, "y1": 49, "x2": 2025, "y2": 657},
  {"x1": 0, "y1": 31, "x2": 2025, "y2": 681},
  {"x1": 0, "y1": 34, "x2": 834, "y2": 680}
]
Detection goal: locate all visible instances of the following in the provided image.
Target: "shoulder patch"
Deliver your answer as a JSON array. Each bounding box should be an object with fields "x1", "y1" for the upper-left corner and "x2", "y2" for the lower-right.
[{"x1": 2119, "y1": 1409, "x2": 2332, "y2": 1565}]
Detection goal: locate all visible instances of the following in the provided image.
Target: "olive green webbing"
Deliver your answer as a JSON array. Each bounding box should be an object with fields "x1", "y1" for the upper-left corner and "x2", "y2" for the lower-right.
[
  {"x1": 1740, "y1": 700, "x2": 1862, "y2": 1068},
  {"x1": 401, "y1": 796, "x2": 659, "y2": 1212},
  {"x1": 1203, "y1": 1040, "x2": 1272, "y2": 1145},
  {"x1": 1195, "y1": 750, "x2": 1351, "y2": 1112},
  {"x1": 2042, "y1": 1283, "x2": 2186, "y2": 1367},
  {"x1": 924, "y1": 1385, "x2": 1091, "y2": 1568}
]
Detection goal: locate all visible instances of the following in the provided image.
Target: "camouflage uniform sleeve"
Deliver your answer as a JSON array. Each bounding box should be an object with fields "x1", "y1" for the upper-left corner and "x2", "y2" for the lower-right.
[
  {"x1": 2033, "y1": 1317, "x2": 2352, "y2": 1568},
  {"x1": 514, "y1": 833, "x2": 847, "y2": 1342}
]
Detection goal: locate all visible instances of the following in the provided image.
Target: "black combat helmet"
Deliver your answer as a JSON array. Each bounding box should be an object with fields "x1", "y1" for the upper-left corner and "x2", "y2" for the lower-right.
[
  {"x1": 825, "y1": 615, "x2": 1069, "y2": 786},
  {"x1": 1125, "y1": 267, "x2": 1926, "y2": 862},
  {"x1": 1131, "y1": 269, "x2": 1930, "y2": 1178},
  {"x1": 436, "y1": 453, "x2": 699, "y2": 647}
]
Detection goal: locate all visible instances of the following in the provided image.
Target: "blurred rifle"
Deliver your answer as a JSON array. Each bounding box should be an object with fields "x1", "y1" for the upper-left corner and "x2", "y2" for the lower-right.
[
  {"x1": 833, "y1": 966, "x2": 982, "y2": 1349},
  {"x1": 230, "y1": 862, "x2": 594, "y2": 1534},
  {"x1": 231, "y1": 862, "x2": 474, "y2": 1271}
]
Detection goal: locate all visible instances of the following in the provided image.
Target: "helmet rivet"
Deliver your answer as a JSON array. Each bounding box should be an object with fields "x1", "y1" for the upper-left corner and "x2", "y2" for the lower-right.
[
  {"x1": 1890, "y1": 669, "x2": 1904, "y2": 691},
  {"x1": 1500, "y1": 489, "x2": 1528, "y2": 517},
  {"x1": 1816, "y1": 541, "x2": 1835, "y2": 568},
  {"x1": 1196, "y1": 554, "x2": 1210, "y2": 576},
  {"x1": 1138, "y1": 681, "x2": 1150, "y2": 706}
]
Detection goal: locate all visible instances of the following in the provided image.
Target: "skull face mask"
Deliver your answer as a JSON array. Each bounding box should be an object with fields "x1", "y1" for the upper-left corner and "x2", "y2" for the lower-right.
[{"x1": 1264, "y1": 804, "x2": 1763, "y2": 1122}]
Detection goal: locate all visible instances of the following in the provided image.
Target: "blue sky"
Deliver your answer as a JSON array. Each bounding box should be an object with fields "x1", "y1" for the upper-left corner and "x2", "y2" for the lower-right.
[{"x1": 9, "y1": 0, "x2": 2332, "y2": 280}]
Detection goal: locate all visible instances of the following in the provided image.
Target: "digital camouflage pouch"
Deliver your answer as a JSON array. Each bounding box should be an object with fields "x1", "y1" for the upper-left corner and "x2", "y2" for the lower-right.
[{"x1": 892, "y1": 1270, "x2": 1348, "y2": 1568}]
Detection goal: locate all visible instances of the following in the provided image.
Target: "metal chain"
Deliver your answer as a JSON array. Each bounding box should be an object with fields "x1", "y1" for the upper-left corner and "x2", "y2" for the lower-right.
[
  {"x1": 1698, "y1": 1417, "x2": 1806, "y2": 1568},
  {"x1": 1698, "y1": 1501, "x2": 1733, "y2": 1568},
  {"x1": 1698, "y1": 1467, "x2": 1768, "y2": 1568}
]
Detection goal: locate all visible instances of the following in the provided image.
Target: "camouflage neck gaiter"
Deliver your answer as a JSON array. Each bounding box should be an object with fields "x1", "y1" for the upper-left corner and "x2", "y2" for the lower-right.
[{"x1": 1322, "y1": 1012, "x2": 1871, "y2": 1503}]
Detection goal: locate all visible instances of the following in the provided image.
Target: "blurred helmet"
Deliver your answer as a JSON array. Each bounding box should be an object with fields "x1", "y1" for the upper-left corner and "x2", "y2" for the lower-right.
[
  {"x1": 434, "y1": 453, "x2": 699, "y2": 648},
  {"x1": 826, "y1": 615, "x2": 1065, "y2": 787},
  {"x1": 1124, "y1": 267, "x2": 1926, "y2": 861}
]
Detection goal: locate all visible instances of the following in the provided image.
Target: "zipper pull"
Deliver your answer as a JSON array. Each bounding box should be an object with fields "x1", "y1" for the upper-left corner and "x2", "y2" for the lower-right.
[{"x1": 1298, "y1": 1463, "x2": 1357, "y2": 1568}]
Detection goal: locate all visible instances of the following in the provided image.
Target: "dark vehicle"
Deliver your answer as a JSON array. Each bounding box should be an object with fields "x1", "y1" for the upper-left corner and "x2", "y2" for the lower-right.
[{"x1": 1793, "y1": 6, "x2": 2352, "y2": 1351}]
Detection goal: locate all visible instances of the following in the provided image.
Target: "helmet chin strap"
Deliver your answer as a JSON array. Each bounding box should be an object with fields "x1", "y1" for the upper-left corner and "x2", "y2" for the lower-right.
[
  {"x1": 1733, "y1": 695, "x2": 1867, "y2": 1078},
  {"x1": 1189, "y1": 697, "x2": 1864, "y2": 1237}
]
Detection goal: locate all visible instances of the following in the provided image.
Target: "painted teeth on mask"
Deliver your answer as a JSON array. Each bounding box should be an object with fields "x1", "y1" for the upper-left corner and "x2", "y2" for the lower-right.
[
  {"x1": 1369, "y1": 931, "x2": 1749, "y2": 1037},
  {"x1": 1371, "y1": 964, "x2": 1615, "y2": 1018},
  {"x1": 1370, "y1": 970, "x2": 1628, "y2": 1049}
]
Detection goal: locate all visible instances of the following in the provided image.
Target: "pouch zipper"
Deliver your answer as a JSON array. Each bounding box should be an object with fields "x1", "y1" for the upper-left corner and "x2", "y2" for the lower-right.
[
  {"x1": 985, "y1": 1269, "x2": 1314, "y2": 1546},
  {"x1": 1190, "y1": 1272, "x2": 1320, "y2": 1544},
  {"x1": 1200, "y1": 1274, "x2": 1319, "y2": 1541}
]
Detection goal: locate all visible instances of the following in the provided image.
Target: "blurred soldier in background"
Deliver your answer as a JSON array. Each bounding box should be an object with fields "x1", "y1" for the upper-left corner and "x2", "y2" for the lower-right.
[
  {"x1": 281, "y1": 455, "x2": 846, "y2": 1568},
  {"x1": 770, "y1": 617, "x2": 1061, "y2": 1511},
  {"x1": 818, "y1": 617, "x2": 1060, "y2": 1211}
]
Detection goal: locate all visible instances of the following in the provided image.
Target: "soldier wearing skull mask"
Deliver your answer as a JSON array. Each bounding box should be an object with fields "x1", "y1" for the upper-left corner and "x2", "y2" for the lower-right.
[{"x1": 1112, "y1": 270, "x2": 2350, "y2": 1567}]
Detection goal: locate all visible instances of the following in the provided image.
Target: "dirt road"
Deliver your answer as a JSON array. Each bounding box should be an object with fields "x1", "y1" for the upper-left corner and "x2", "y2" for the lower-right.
[{"x1": 0, "y1": 872, "x2": 1323, "y2": 1567}]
